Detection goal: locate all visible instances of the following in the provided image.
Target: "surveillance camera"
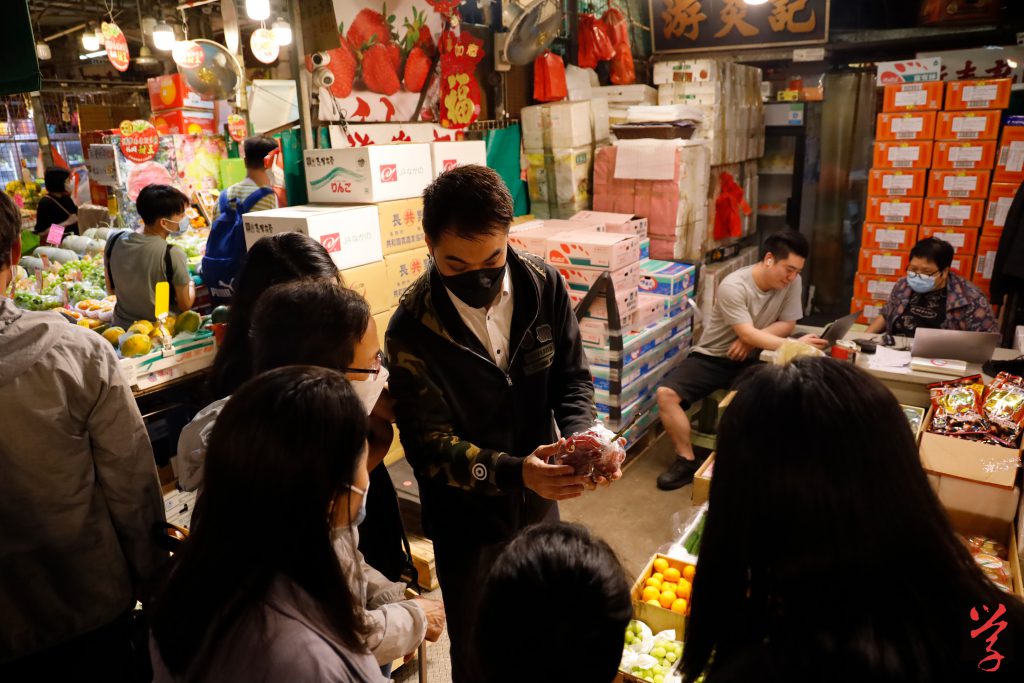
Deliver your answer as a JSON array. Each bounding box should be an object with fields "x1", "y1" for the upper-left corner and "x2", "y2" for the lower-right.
[
  {"x1": 312, "y1": 67, "x2": 335, "y2": 89},
  {"x1": 310, "y1": 51, "x2": 331, "y2": 68}
]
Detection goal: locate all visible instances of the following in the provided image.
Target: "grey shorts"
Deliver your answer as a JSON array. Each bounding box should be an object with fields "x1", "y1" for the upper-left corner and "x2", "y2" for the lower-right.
[{"x1": 658, "y1": 352, "x2": 759, "y2": 409}]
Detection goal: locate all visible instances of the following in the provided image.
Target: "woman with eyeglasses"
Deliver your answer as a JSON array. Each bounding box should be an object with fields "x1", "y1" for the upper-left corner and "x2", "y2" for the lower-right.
[
  {"x1": 174, "y1": 279, "x2": 444, "y2": 672},
  {"x1": 866, "y1": 237, "x2": 997, "y2": 335}
]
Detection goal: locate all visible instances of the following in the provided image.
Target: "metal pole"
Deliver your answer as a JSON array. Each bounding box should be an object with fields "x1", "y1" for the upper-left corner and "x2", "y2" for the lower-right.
[
  {"x1": 30, "y1": 92, "x2": 54, "y2": 171},
  {"x1": 289, "y1": 0, "x2": 315, "y2": 150}
]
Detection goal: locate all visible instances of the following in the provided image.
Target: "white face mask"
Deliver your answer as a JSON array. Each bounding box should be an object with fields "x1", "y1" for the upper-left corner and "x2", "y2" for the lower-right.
[{"x1": 351, "y1": 365, "x2": 388, "y2": 415}]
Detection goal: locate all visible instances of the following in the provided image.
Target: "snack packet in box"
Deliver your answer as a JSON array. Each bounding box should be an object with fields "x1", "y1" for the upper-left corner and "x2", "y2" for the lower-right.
[
  {"x1": 927, "y1": 375, "x2": 989, "y2": 437},
  {"x1": 982, "y1": 372, "x2": 1024, "y2": 448}
]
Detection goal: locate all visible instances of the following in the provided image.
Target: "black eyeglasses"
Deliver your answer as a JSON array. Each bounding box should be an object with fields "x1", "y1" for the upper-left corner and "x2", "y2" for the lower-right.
[{"x1": 344, "y1": 351, "x2": 384, "y2": 376}]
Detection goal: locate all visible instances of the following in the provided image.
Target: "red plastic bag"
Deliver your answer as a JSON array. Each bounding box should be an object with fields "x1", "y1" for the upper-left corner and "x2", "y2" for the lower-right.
[
  {"x1": 533, "y1": 51, "x2": 567, "y2": 103},
  {"x1": 602, "y1": 7, "x2": 629, "y2": 46},
  {"x1": 713, "y1": 172, "x2": 751, "y2": 240},
  {"x1": 578, "y1": 14, "x2": 616, "y2": 69},
  {"x1": 603, "y1": 7, "x2": 635, "y2": 85}
]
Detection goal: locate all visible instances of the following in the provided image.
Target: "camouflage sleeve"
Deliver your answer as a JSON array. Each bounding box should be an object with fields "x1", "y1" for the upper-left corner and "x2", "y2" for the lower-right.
[{"x1": 386, "y1": 334, "x2": 524, "y2": 495}]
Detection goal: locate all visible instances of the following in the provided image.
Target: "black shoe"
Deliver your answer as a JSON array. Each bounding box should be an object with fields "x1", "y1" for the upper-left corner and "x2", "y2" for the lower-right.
[
  {"x1": 657, "y1": 456, "x2": 700, "y2": 490},
  {"x1": 983, "y1": 355, "x2": 1024, "y2": 378}
]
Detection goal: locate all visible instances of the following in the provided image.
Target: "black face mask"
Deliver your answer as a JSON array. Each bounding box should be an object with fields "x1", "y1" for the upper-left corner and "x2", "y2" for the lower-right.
[{"x1": 441, "y1": 264, "x2": 506, "y2": 308}]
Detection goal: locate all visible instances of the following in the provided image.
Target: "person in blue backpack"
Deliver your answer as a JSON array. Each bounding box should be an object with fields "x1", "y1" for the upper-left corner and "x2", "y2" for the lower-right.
[{"x1": 202, "y1": 136, "x2": 279, "y2": 304}]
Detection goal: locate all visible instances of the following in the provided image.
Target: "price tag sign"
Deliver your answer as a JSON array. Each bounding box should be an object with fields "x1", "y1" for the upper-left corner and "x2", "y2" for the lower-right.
[
  {"x1": 102, "y1": 22, "x2": 130, "y2": 72},
  {"x1": 173, "y1": 40, "x2": 205, "y2": 68},
  {"x1": 227, "y1": 114, "x2": 247, "y2": 142},
  {"x1": 118, "y1": 120, "x2": 159, "y2": 163},
  {"x1": 250, "y1": 28, "x2": 280, "y2": 64},
  {"x1": 47, "y1": 223, "x2": 65, "y2": 246},
  {"x1": 154, "y1": 282, "x2": 170, "y2": 320}
]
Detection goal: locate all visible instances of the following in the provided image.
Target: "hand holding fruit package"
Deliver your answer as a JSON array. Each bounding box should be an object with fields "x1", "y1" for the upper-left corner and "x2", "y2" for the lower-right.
[{"x1": 552, "y1": 421, "x2": 625, "y2": 480}]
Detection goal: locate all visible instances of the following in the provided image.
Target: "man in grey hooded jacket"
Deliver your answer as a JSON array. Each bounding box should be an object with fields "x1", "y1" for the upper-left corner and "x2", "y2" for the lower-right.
[{"x1": 0, "y1": 190, "x2": 166, "y2": 677}]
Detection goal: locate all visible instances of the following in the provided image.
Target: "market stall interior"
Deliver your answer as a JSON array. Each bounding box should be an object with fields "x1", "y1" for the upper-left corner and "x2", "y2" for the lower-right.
[{"x1": 5, "y1": 0, "x2": 1024, "y2": 681}]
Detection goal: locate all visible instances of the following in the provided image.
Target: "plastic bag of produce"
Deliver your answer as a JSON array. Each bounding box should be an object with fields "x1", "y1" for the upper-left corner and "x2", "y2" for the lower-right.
[
  {"x1": 664, "y1": 504, "x2": 707, "y2": 563},
  {"x1": 551, "y1": 420, "x2": 626, "y2": 481}
]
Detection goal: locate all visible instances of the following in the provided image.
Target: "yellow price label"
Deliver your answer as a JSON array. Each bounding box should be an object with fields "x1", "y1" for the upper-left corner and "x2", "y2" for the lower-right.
[{"x1": 154, "y1": 282, "x2": 170, "y2": 319}]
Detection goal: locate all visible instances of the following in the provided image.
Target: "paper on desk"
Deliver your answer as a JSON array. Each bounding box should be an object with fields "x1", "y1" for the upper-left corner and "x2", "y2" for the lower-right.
[{"x1": 869, "y1": 346, "x2": 912, "y2": 374}]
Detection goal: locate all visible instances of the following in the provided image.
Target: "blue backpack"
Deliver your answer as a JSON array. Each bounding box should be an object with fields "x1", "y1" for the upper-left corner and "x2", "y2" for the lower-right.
[{"x1": 201, "y1": 187, "x2": 274, "y2": 305}]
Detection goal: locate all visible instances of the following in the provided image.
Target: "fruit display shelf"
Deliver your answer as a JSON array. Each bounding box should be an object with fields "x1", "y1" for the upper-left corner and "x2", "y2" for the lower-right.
[{"x1": 120, "y1": 329, "x2": 216, "y2": 394}]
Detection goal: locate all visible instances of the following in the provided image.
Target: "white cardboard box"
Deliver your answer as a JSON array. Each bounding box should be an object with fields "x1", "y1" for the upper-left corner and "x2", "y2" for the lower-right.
[
  {"x1": 430, "y1": 140, "x2": 487, "y2": 177},
  {"x1": 557, "y1": 262, "x2": 641, "y2": 293},
  {"x1": 242, "y1": 204, "x2": 383, "y2": 270},
  {"x1": 569, "y1": 285, "x2": 639, "y2": 320},
  {"x1": 508, "y1": 226, "x2": 575, "y2": 257},
  {"x1": 521, "y1": 101, "x2": 593, "y2": 151},
  {"x1": 570, "y1": 210, "x2": 648, "y2": 237},
  {"x1": 304, "y1": 144, "x2": 432, "y2": 204},
  {"x1": 545, "y1": 230, "x2": 640, "y2": 270}
]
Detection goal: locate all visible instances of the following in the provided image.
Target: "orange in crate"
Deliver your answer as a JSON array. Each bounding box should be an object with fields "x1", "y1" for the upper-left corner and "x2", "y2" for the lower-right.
[
  {"x1": 866, "y1": 196, "x2": 923, "y2": 224},
  {"x1": 882, "y1": 81, "x2": 944, "y2": 112},
  {"x1": 862, "y1": 223, "x2": 917, "y2": 251},
  {"x1": 984, "y1": 182, "x2": 1021, "y2": 235},
  {"x1": 875, "y1": 111, "x2": 936, "y2": 141},
  {"x1": 921, "y1": 198, "x2": 984, "y2": 229},
  {"x1": 919, "y1": 226, "x2": 980, "y2": 255},
  {"x1": 854, "y1": 273, "x2": 900, "y2": 302},
  {"x1": 932, "y1": 140, "x2": 997, "y2": 170},
  {"x1": 868, "y1": 169, "x2": 926, "y2": 197},
  {"x1": 944, "y1": 78, "x2": 1012, "y2": 111},
  {"x1": 858, "y1": 248, "x2": 910, "y2": 276},
  {"x1": 851, "y1": 297, "x2": 887, "y2": 325},
  {"x1": 926, "y1": 170, "x2": 990, "y2": 200},
  {"x1": 935, "y1": 110, "x2": 1001, "y2": 141},
  {"x1": 873, "y1": 141, "x2": 933, "y2": 169},
  {"x1": 994, "y1": 125, "x2": 1024, "y2": 184}
]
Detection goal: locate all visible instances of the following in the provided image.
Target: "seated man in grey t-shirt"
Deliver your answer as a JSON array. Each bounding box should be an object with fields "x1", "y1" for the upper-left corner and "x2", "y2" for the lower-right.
[{"x1": 655, "y1": 231, "x2": 827, "y2": 490}]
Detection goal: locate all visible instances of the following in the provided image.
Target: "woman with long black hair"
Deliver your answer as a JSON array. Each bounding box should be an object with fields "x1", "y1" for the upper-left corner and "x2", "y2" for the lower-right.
[
  {"x1": 683, "y1": 357, "x2": 1024, "y2": 682},
  {"x1": 150, "y1": 366, "x2": 386, "y2": 681}
]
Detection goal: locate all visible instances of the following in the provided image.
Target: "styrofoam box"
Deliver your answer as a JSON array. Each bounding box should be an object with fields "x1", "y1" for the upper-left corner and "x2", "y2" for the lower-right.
[
  {"x1": 591, "y1": 97, "x2": 611, "y2": 143},
  {"x1": 430, "y1": 140, "x2": 486, "y2": 177},
  {"x1": 653, "y1": 59, "x2": 721, "y2": 86},
  {"x1": 521, "y1": 101, "x2": 592, "y2": 152},
  {"x1": 242, "y1": 204, "x2": 382, "y2": 270},
  {"x1": 304, "y1": 144, "x2": 432, "y2": 203},
  {"x1": 594, "y1": 84, "x2": 658, "y2": 104}
]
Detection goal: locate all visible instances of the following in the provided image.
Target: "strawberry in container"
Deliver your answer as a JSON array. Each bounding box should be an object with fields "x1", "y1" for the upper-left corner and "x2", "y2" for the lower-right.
[{"x1": 551, "y1": 420, "x2": 629, "y2": 482}]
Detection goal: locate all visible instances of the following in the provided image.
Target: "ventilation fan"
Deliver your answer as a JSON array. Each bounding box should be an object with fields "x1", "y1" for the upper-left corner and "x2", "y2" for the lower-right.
[
  {"x1": 176, "y1": 39, "x2": 242, "y2": 101},
  {"x1": 496, "y1": 0, "x2": 562, "y2": 72}
]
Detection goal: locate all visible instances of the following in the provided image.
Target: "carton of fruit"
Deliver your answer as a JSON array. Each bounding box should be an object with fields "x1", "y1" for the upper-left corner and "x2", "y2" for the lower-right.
[
  {"x1": 303, "y1": 144, "x2": 433, "y2": 204},
  {"x1": 619, "y1": 618, "x2": 684, "y2": 683},
  {"x1": 631, "y1": 554, "x2": 695, "y2": 641}
]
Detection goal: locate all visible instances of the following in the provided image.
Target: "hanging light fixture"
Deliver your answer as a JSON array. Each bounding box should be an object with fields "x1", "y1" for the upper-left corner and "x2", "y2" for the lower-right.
[
  {"x1": 35, "y1": 41, "x2": 51, "y2": 61},
  {"x1": 272, "y1": 17, "x2": 292, "y2": 46},
  {"x1": 744, "y1": 0, "x2": 770, "y2": 4},
  {"x1": 246, "y1": 0, "x2": 271, "y2": 21},
  {"x1": 152, "y1": 21, "x2": 176, "y2": 51},
  {"x1": 81, "y1": 27, "x2": 101, "y2": 52}
]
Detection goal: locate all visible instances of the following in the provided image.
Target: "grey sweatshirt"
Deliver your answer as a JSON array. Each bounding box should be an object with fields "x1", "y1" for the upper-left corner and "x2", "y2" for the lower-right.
[{"x1": 0, "y1": 297, "x2": 166, "y2": 661}]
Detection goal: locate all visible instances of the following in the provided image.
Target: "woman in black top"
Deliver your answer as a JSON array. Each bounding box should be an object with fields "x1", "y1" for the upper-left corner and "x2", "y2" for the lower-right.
[{"x1": 34, "y1": 168, "x2": 78, "y2": 236}]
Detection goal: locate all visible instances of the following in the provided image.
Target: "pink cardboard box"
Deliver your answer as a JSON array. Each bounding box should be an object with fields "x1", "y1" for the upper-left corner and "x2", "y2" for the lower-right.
[
  {"x1": 545, "y1": 229, "x2": 640, "y2": 270},
  {"x1": 570, "y1": 210, "x2": 648, "y2": 237},
  {"x1": 557, "y1": 262, "x2": 641, "y2": 293}
]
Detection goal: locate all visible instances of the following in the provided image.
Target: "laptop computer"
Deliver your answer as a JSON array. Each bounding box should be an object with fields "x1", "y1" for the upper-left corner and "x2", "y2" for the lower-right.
[
  {"x1": 819, "y1": 311, "x2": 861, "y2": 347},
  {"x1": 911, "y1": 328, "x2": 1001, "y2": 364}
]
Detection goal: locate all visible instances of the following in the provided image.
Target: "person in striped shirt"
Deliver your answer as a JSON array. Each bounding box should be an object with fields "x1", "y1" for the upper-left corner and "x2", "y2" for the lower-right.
[{"x1": 217, "y1": 136, "x2": 280, "y2": 217}]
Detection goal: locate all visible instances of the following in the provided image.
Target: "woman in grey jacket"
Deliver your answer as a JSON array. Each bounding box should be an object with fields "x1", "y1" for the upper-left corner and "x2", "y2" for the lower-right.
[{"x1": 148, "y1": 366, "x2": 387, "y2": 682}]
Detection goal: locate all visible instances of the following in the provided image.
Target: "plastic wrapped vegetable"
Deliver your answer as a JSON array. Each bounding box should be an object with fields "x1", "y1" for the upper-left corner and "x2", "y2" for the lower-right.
[{"x1": 553, "y1": 421, "x2": 625, "y2": 480}]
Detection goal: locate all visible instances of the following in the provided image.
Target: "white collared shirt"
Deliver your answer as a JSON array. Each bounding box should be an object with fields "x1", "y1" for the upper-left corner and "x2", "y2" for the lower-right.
[{"x1": 446, "y1": 269, "x2": 514, "y2": 371}]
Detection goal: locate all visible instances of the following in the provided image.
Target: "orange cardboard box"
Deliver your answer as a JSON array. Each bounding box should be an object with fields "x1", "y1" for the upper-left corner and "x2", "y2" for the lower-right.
[
  {"x1": 994, "y1": 125, "x2": 1024, "y2": 184},
  {"x1": 873, "y1": 141, "x2": 933, "y2": 169},
  {"x1": 983, "y1": 182, "x2": 1021, "y2": 235},
  {"x1": 974, "y1": 235, "x2": 1000, "y2": 282},
  {"x1": 866, "y1": 197, "x2": 923, "y2": 224},
  {"x1": 146, "y1": 73, "x2": 214, "y2": 112},
  {"x1": 858, "y1": 248, "x2": 910, "y2": 276},
  {"x1": 950, "y1": 254, "x2": 974, "y2": 279},
  {"x1": 851, "y1": 297, "x2": 887, "y2": 325},
  {"x1": 935, "y1": 110, "x2": 1001, "y2": 141},
  {"x1": 972, "y1": 274, "x2": 992, "y2": 298},
  {"x1": 869, "y1": 169, "x2": 926, "y2": 197},
  {"x1": 919, "y1": 225, "x2": 980, "y2": 254},
  {"x1": 944, "y1": 78, "x2": 1012, "y2": 111},
  {"x1": 921, "y1": 198, "x2": 984, "y2": 228},
  {"x1": 882, "y1": 81, "x2": 944, "y2": 112},
  {"x1": 876, "y1": 112, "x2": 937, "y2": 141},
  {"x1": 932, "y1": 140, "x2": 997, "y2": 170},
  {"x1": 150, "y1": 108, "x2": 216, "y2": 136},
  {"x1": 854, "y1": 273, "x2": 900, "y2": 302},
  {"x1": 926, "y1": 170, "x2": 990, "y2": 199},
  {"x1": 862, "y1": 223, "x2": 918, "y2": 250}
]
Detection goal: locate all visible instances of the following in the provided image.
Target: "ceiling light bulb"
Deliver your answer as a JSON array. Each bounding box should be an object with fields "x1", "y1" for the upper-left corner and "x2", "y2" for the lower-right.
[
  {"x1": 152, "y1": 22, "x2": 175, "y2": 51},
  {"x1": 82, "y1": 30, "x2": 101, "y2": 52},
  {"x1": 36, "y1": 41, "x2": 51, "y2": 61},
  {"x1": 272, "y1": 18, "x2": 292, "y2": 46},
  {"x1": 246, "y1": 0, "x2": 271, "y2": 21},
  {"x1": 744, "y1": 0, "x2": 771, "y2": 4}
]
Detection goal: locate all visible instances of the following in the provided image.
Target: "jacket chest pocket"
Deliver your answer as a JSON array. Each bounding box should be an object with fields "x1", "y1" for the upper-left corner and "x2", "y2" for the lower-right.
[{"x1": 521, "y1": 342, "x2": 555, "y2": 376}]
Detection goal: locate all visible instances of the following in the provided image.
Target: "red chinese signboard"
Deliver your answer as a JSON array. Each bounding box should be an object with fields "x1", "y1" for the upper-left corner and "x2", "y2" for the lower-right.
[
  {"x1": 102, "y1": 22, "x2": 130, "y2": 72},
  {"x1": 118, "y1": 120, "x2": 159, "y2": 163},
  {"x1": 227, "y1": 114, "x2": 247, "y2": 142},
  {"x1": 439, "y1": 28, "x2": 484, "y2": 129},
  {"x1": 652, "y1": 0, "x2": 829, "y2": 54}
]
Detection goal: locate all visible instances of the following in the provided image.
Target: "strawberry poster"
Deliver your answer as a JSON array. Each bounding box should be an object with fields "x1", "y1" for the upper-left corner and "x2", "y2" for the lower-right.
[{"x1": 314, "y1": 1, "x2": 444, "y2": 123}]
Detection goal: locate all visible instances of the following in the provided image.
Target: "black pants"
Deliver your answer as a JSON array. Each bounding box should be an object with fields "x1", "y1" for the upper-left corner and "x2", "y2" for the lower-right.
[
  {"x1": 1, "y1": 609, "x2": 146, "y2": 683},
  {"x1": 432, "y1": 505, "x2": 559, "y2": 683}
]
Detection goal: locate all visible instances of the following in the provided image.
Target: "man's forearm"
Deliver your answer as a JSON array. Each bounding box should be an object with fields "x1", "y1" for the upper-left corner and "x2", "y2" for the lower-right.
[
  {"x1": 735, "y1": 324, "x2": 789, "y2": 351},
  {"x1": 762, "y1": 320, "x2": 796, "y2": 339}
]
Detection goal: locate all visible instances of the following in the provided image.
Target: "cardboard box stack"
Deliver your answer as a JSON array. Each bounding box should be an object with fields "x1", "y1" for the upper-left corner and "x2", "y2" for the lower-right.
[
  {"x1": 854, "y1": 78, "x2": 1013, "y2": 322},
  {"x1": 147, "y1": 74, "x2": 216, "y2": 135},
  {"x1": 522, "y1": 100, "x2": 611, "y2": 219}
]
